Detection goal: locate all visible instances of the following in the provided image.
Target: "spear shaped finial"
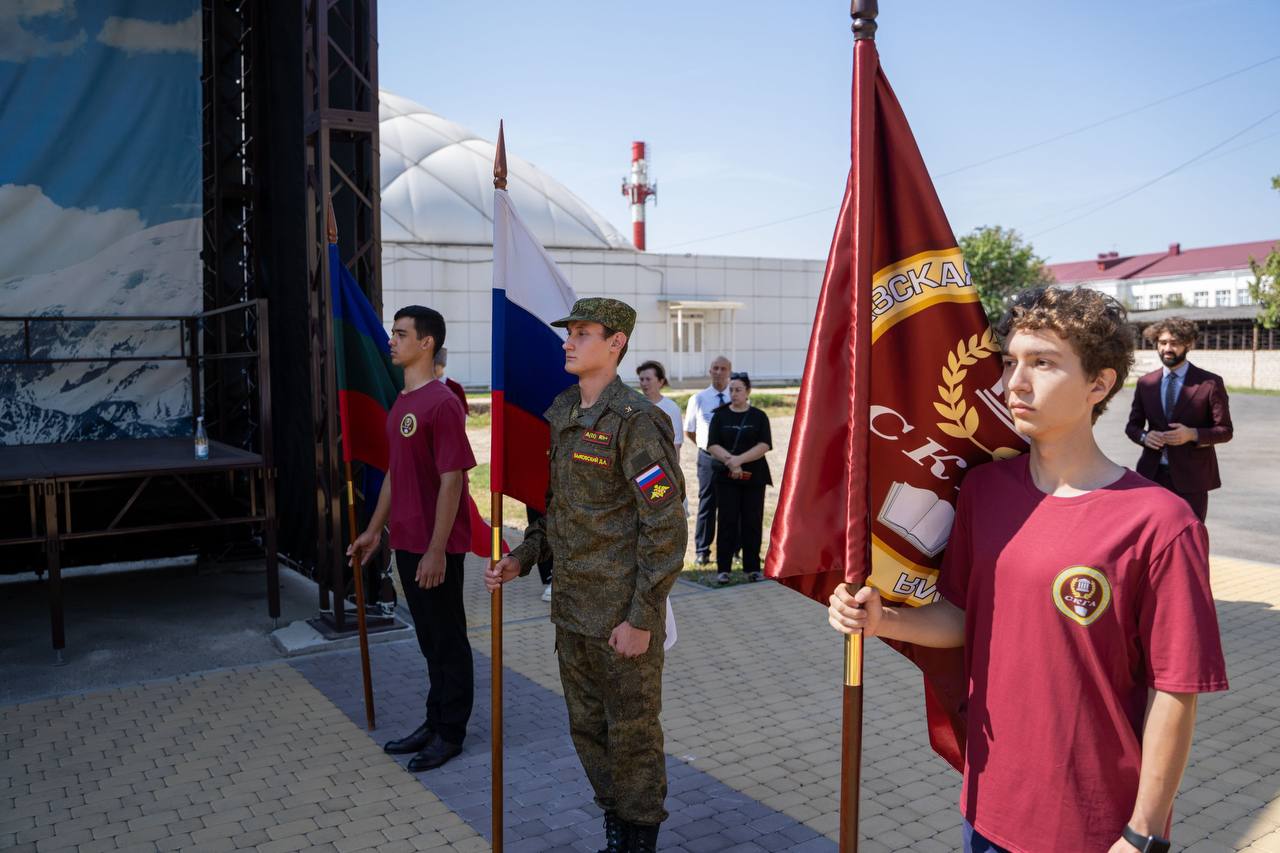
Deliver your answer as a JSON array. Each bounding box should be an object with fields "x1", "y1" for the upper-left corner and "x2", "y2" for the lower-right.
[
  {"x1": 851, "y1": 0, "x2": 878, "y2": 39},
  {"x1": 494, "y1": 120, "x2": 508, "y2": 190}
]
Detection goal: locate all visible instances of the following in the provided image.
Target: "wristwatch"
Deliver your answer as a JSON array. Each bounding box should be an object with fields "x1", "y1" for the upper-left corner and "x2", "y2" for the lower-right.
[{"x1": 1122, "y1": 824, "x2": 1171, "y2": 853}]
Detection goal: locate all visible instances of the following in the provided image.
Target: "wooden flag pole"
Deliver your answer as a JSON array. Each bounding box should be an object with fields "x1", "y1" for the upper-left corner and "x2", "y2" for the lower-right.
[
  {"x1": 329, "y1": 202, "x2": 376, "y2": 732},
  {"x1": 840, "y1": 632, "x2": 864, "y2": 849},
  {"x1": 841, "y1": 2, "x2": 878, "y2": 851},
  {"x1": 345, "y1": 461, "x2": 377, "y2": 730},
  {"x1": 490, "y1": 120, "x2": 508, "y2": 853}
]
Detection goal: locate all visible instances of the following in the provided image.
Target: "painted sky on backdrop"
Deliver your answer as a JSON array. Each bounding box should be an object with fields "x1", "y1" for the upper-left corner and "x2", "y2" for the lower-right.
[
  {"x1": 0, "y1": 0, "x2": 200, "y2": 226},
  {"x1": 378, "y1": 0, "x2": 1280, "y2": 264}
]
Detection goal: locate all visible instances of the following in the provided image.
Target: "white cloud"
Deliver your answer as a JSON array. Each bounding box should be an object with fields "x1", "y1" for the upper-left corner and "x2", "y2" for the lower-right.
[
  {"x1": 0, "y1": 184, "x2": 145, "y2": 280},
  {"x1": 96, "y1": 9, "x2": 199, "y2": 57},
  {"x1": 0, "y1": 1, "x2": 86, "y2": 62}
]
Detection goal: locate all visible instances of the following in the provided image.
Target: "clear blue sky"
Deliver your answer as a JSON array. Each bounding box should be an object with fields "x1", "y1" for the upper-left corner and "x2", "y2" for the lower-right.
[{"x1": 378, "y1": 0, "x2": 1280, "y2": 264}]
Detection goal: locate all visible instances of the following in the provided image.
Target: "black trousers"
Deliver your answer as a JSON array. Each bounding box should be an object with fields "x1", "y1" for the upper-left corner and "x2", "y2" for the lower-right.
[
  {"x1": 525, "y1": 506, "x2": 553, "y2": 584},
  {"x1": 1153, "y1": 466, "x2": 1209, "y2": 522},
  {"x1": 715, "y1": 482, "x2": 765, "y2": 574},
  {"x1": 395, "y1": 550, "x2": 474, "y2": 745},
  {"x1": 695, "y1": 450, "x2": 718, "y2": 557}
]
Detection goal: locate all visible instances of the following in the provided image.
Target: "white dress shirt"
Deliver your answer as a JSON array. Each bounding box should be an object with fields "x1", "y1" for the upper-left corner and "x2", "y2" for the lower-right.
[
  {"x1": 655, "y1": 396, "x2": 684, "y2": 447},
  {"x1": 684, "y1": 384, "x2": 730, "y2": 451}
]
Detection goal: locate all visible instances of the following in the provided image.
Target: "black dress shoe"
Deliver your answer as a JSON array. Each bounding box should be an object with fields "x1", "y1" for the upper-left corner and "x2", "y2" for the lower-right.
[
  {"x1": 383, "y1": 721, "x2": 434, "y2": 755},
  {"x1": 407, "y1": 738, "x2": 462, "y2": 771}
]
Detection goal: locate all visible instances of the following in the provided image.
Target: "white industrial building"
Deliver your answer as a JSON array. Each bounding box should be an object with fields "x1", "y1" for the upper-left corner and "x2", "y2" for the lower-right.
[{"x1": 377, "y1": 91, "x2": 824, "y2": 388}]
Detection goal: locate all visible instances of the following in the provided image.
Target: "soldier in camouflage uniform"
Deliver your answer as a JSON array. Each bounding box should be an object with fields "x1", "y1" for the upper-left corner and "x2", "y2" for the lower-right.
[{"x1": 486, "y1": 298, "x2": 687, "y2": 853}]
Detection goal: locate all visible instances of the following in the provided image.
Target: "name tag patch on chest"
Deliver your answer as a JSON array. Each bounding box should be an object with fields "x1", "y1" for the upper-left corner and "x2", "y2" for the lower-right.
[
  {"x1": 572, "y1": 451, "x2": 611, "y2": 469},
  {"x1": 582, "y1": 429, "x2": 613, "y2": 446},
  {"x1": 634, "y1": 463, "x2": 674, "y2": 503}
]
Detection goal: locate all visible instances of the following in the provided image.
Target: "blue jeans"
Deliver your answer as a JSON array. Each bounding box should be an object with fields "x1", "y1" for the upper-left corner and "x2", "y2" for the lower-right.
[{"x1": 964, "y1": 820, "x2": 1009, "y2": 853}]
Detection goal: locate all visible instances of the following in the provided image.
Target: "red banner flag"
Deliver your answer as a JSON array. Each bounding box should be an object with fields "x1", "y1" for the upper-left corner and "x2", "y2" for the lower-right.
[{"x1": 764, "y1": 46, "x2": 1025, "y2": 772}]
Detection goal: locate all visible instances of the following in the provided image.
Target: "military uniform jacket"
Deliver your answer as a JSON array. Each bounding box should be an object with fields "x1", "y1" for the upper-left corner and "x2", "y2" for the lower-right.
[{"x1": 511, "y1": 375, "x2": 687, "y2": 638}]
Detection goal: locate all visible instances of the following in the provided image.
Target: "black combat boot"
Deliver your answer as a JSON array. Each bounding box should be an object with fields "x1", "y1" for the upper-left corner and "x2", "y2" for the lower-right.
[
  {"x1": 629, "y1": 823, "x2": 659, "y2": 853},
  {"x1": 597, "y1": 811, "x2": 629, "y2": 853}
]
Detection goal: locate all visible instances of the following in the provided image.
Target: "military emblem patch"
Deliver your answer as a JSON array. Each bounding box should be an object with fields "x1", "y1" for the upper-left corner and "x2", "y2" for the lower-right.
[
  {"x1": 634, "y1": 463, "x2": 674, "y2": 503},
  {"x1": 583, "y1": 430, "x2": 612, "y2": 446},
  {"x1": 399, "y1": 413, "x2": 417, "y2": 438},
  {"x1": 1052, "y1": 566, "x2": 1112, "y2": 627},
  {"x1": 572, "y1": 451, "x2": 611, "y2": 469}
]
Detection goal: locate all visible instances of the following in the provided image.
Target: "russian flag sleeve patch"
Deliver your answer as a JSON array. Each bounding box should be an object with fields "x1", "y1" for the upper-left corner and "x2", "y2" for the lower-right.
[{"x1": 634, "y1": 462, "x2": 675, "y2": 504}]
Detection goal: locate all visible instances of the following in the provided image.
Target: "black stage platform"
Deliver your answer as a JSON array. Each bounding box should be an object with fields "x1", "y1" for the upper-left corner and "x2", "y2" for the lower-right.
[
  {"x1": 0, "y1": 303, "x2": 278, "y2": 663},
  {"x1": 0, "y1": 437, "x2": 278, "y2": 664}
]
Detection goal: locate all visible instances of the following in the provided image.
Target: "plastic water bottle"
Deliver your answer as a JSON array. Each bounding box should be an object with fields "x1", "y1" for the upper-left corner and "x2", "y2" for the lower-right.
[{"x1": 194, "y1": 416, "x2": 209, "y2": 460}]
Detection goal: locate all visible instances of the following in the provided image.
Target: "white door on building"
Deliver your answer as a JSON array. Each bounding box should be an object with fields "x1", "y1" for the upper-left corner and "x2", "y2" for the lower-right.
[{"x1": 672, "y1": 312, "x2": 705, "y2": 380}]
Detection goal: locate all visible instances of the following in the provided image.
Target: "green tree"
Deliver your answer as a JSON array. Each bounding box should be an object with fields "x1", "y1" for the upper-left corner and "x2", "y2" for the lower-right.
[
  {"x1": 1247, "y1": 175, "x2": 1280, "y2": 330},
  {"x1": 1165, "y1": 294, "x2": 1187, "y2": 309},
  {"x1": 958, "y1": 225, "x2": 1056, "y2": 325}
]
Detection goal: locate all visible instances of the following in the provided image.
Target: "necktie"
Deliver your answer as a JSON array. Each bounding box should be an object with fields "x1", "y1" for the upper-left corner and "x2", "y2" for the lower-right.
[
  {"x1": 1163, "y1": 373, "x2": 1178, "y2": 420},
  {"x1": 717, "y1": 392, "x2": 725, "y2": 406}
]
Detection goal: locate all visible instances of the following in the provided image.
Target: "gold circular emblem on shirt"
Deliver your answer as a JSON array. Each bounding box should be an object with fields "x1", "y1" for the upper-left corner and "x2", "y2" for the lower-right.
[
  {"x1": 399, "y1": 413, "x2": 417, "y2": 438},
  {"x1": 1051, "y1": 566, "x2": 1112, "y2": 627}
]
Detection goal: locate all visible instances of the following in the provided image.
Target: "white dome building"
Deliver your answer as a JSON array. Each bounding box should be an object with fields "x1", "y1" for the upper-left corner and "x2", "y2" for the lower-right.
[
  {"x1": 378, "y1": 91, "x2": 824, "y2": 387},
  {"x1": 380, "y1": 92, "x2": 632, "y2": 251}
]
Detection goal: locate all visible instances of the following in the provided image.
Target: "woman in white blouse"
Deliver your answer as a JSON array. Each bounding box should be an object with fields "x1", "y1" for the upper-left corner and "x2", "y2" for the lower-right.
[{"x1": 636, "y1": 360, "x2": 684, "y2": 450}]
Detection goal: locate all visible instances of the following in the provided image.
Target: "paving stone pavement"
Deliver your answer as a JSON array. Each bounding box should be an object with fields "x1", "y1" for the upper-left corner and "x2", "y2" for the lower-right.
[
  {"x1": 291, "y1": 629, "x2": 830, "y2": 853},
  {"x1": 0, "y1": 664, "x2": 487, "y2": 852},
  {"x1": 3, "y1": 552, "x2": 1279, "y2": 851}
]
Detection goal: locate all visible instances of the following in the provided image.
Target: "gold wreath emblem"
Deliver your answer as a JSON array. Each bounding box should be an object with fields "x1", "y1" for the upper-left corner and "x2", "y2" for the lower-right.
[{"x1": 935, "y1": 328, "x2": 1019, "y2": 460}]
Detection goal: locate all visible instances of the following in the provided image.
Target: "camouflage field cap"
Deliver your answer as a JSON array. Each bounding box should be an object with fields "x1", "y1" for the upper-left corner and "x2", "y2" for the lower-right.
[{"x1": 551, "y1": 297, "x2": 636, "y2": 337}]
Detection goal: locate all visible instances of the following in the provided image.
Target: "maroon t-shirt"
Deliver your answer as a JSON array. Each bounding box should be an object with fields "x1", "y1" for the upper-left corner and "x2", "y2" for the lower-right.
[
  {"x1": 937, "y1": 454, "x2": 1228, "y2": 853},
  {"x1": 386, "y1": 381, "x2": 475, "y2": 554}
]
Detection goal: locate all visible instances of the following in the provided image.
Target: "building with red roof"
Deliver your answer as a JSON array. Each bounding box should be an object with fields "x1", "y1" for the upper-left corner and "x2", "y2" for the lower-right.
[
  {"x1": 1047, "y1": 239, "x2": 1277, "y2": 312},
  {"x1": 1046, "y1": 239, "x2": 1280, "y2": 388}
]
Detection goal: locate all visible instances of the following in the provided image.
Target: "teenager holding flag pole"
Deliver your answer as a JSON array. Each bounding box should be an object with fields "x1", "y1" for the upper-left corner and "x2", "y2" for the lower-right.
[
  {"x1": 830, "y1": 286, "x2": 1227, "y2": 852},
  {"x1": 787, "y1": 6, "x2": 1229, "y2": 851},
  {"x1": 485, "y1": 121, "x2": 686, "y2": 853}
]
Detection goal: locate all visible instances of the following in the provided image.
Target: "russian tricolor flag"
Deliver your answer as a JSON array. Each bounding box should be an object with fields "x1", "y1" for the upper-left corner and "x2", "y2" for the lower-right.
[
  {"x1": 491, "y1": 187, "x2": 577, "y2": 511},
  {"x1": 634, "y1": 464, "x2": 668, "y2": 491}
]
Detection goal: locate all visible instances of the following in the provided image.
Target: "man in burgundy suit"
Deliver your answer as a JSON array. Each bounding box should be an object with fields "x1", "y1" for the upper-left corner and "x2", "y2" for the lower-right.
[{"x1": 1125, "y1": 317, "x2": 1233, "y2": 520}]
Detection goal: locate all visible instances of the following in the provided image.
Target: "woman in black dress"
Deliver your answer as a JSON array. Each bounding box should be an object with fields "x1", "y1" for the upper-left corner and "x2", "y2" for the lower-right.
[{"x1": 706, "y1": 372, "x2": 772, "y2": 584}]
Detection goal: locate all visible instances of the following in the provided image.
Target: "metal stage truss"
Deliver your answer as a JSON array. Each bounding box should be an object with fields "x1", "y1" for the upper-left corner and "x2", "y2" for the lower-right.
[
  {"x1": 201, "y1": 0, "x2": 383, "y2": 616},
  {"x1": 202, "y1": 0, "x2": 263, "y2": 456},
  {"x1": 304, "y1": 0, "x2": 382, "y2": 631}
]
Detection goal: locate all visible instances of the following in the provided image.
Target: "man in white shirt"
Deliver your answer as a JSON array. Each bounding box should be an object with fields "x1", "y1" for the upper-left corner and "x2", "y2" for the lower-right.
[{"x1": 683, "y1": 356, "x2": 731, "y2": 564}]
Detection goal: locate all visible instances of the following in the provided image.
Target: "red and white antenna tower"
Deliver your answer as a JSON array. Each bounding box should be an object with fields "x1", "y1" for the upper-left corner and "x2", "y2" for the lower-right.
[{"x1": 621, "y1": 141, "x2": 657, "y2": 251}]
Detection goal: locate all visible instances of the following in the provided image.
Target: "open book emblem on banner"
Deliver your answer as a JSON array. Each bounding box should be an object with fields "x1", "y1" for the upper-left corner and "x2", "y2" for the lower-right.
[{"x1": 876, "y1": 481, "x2": 954, "y2": 557}]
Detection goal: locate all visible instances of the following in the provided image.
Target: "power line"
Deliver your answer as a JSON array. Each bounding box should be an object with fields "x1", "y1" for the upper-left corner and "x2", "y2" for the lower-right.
[
  {"x1": 652, "y1": 54, "x2": 1280, "y2": 252},
  {"x1": 934, "y1": 52, "x2": 1280, "y2": 179},
  {"x1": 1031, "y1": 105, "x2": 1280, "y2": 238},
  {"x1": 1020, "y1": 124, "x2": 1280, "y2": 231}
]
